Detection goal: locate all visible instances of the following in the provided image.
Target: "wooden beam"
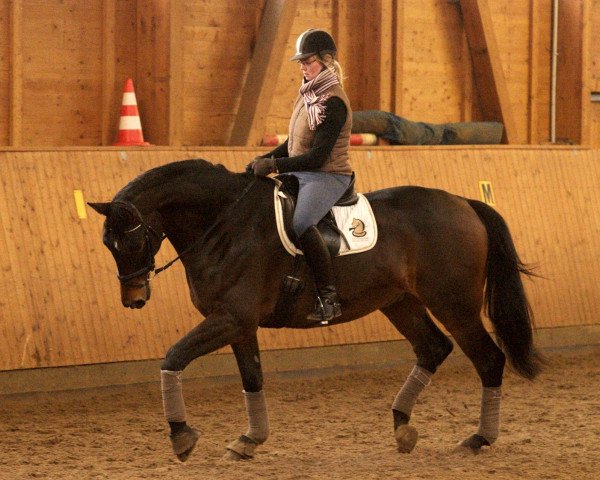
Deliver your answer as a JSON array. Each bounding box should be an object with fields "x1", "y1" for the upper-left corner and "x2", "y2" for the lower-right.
[
  {"x1": 379, "y1": 0, "x2": 394, "y2": 112},
  {"x1": 393, "y1": 0, "x2": 404, "y2": 115},
  {"x1": 228, "y1": 0, "x2": 299, "y2": 146},
  {"x1": 332, "y1": 0, "x2": 349, "y2": 67},
  {"x1": 168, "y1": 0, "x2": 184, "y2": 146},
  {"x1": 527, "y1": 0, "x2": 539, "y2": 144},
  {"x1": 9, "y1": 0, "x2": 23, "y2": 146},
  {"x1": 136, "y1": 0, "x2": 172, "y2": 145},
  {"x1": 556, "y1": 1, "x2": 588, "y2": 144},
  {"x1": 362, "y1": 1, "x2": 393, "y2": 111},
  {"x1": 101, "y1": 1, "x2": 116, "y2": 146},
  {"x1": 459, "y1": 0, "x2": 518, "y2": 143},
  {"x1": 580, "y1": 0, "x2": 591, "y2": 145},
  {"x1": 460, "y1": 26, "x2": 474, "y2": 122}
]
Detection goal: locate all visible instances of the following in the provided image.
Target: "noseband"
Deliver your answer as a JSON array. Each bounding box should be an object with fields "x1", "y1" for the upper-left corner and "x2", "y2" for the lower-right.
[{"x1": 117, "y1": 222, "x2": 164, "y2": 287}]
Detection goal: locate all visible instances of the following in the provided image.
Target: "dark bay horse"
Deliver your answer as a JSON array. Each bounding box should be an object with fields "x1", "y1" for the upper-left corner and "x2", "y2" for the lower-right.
[{"x1": 89, "y1": 159, "x2": 541, "y2": 461}]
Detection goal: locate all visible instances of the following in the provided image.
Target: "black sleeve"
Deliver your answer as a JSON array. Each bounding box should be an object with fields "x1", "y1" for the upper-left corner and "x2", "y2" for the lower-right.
[
  {"x1": 260, "y1": 139, "x2": 289, "y2": 159},
  {"x1": 274, "y1": 97, "x2": 347, "y2": 173}
]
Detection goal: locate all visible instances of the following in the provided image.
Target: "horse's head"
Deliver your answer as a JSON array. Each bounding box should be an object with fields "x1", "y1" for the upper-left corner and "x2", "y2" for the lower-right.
[{"x1": 88, "y1": 201, "x2": 164, "y2": 309}]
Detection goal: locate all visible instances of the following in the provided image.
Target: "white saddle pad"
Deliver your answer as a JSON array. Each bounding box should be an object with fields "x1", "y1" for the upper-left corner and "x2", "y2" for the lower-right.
[{"x1": 274, "y1": 183, "x2": 378, "y2": 257}]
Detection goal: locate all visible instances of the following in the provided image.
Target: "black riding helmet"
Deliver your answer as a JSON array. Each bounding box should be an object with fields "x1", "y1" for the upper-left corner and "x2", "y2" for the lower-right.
[{"x1": 290, "y1": 29, "x2": 337, "y2": 61}]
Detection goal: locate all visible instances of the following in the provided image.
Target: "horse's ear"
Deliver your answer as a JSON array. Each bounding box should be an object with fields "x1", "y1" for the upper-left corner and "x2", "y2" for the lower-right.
[{"x1": 87, "y1": 202, "x2": 111, "y2": 216}]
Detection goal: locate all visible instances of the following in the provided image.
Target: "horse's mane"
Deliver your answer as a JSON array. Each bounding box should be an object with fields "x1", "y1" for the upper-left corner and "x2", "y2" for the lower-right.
[{"x1": 114, "y1": 159, "x2": 241, "y2": 203}]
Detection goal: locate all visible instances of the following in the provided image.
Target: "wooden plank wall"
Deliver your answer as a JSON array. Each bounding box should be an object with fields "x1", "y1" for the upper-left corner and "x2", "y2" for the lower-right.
[
  {"x1": 2, "y1": 0, "x2": 596, "y2": 147},
  {"x1": 591, "y1": 0, "x2": 600, "y2": 147},
  {"x1": 0, "y1": 4, "x2": 9, "y2": 145},
  {"x1": 22, "y1": 1, "x2": 104, "y2": 145},
  {"x1": 1, "y1": 146, "x2": 600, "y2": 371}
]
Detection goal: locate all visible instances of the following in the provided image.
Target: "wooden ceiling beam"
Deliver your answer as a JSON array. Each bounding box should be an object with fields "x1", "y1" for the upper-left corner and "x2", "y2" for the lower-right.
[
  {"x1": 228, "y1": 0, "x2": 299, "y2": 146},
  {"x1": 459, "y1": 0, "x2": 518, "y2": 143}
]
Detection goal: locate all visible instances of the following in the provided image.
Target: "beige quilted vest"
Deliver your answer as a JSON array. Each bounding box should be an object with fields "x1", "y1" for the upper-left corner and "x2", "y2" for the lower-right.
[{"x1": 287, "y1": 84, "x2": 352, "y2": 175}]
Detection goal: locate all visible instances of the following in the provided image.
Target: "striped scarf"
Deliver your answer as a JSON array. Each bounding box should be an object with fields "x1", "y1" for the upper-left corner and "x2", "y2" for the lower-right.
[{"x1": 299, "y1": 68, "x2": 339, "y2": 130}]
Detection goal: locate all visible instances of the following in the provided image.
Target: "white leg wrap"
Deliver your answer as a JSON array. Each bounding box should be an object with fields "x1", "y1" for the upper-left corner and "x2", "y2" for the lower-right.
[
  {"x1": 243, "y1": 390, "x2": 269, "y2": 444},
  {"x1": 477, "y1": 386, "x2": 502, "y2": 444},
  {"x1": 392, "y1": 365, "x2": 433, "y2": 416},
  {"x1": 161, "y1": 370, "x2": 187, "y2": 423}
]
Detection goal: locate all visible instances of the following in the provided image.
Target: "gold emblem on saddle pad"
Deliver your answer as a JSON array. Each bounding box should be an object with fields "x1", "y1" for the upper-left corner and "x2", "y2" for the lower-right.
[{"x1": 350, "y1": 218, "x2": 367, "y2": 237}]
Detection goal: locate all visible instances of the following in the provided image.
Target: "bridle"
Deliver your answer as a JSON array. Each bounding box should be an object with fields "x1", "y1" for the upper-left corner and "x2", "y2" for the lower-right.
[
  {"x1": 116, "y1": 221, "x2": 165, "y2": 287},
  {"x1": 115, "y1": 177, "x2": 258, "y2": 287}
]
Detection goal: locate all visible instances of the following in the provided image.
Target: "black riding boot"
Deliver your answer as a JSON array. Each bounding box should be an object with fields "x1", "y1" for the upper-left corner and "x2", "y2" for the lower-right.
[{"x1": 299, "y1": 226, "x2": 342, "y2": 323}]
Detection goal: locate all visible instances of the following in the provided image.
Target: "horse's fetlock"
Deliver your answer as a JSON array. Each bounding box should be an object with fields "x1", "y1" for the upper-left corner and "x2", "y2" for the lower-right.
[
  {"x1": 393, "y1": 409, "x2": 410, "y2": 430},
  {"x1": 249, "y1": 431, "x2": 269, "y2": 445}
]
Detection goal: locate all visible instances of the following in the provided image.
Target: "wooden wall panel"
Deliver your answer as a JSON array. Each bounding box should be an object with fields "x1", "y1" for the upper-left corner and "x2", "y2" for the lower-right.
[
  {"x1": 590, "y1": 0, "x2": 600, "y2": 148},
  {"x1": 528, "y1": 0, "x2": 552, "y2": 144},
  {"x1": 263, "y1": 0, "x2": 334, "y2": 137},
  {"x1": 1, "y1": 0, "x2": 593, "y2": 146},
  {"x1": 21, "y1": 1, "x2": 104, "y2": 145},
  {"x1": 1, "y1": 146, "x2": 600, "y2": 371},
  {"x1": 592, "y1": 104, "x2": 600, "y2": 149},
  {"x1": 180, "y1": 0, "x2": 264, "y2": 145},
  {"x1": 0, "y1": 1, "x2": 9, "y2": 144},
  {"x1": 556, "y1": 0, "x2": 586, "y2": 144},
  {"x1": 487, "y1": 0, "x2": 531, "y2": 143},
  {"x1": 400, "y1": 0, "x2": 467, "y2": 124},
  {"x1": 592, "y1": 0, "x2": 600, "y2": 93}
]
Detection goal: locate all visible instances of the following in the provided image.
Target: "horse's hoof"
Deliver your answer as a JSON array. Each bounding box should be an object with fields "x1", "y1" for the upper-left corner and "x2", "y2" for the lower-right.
[
  {"x1": 170, "y1": 426, "x2": 200, "y2": 462},
  {"x1": 394, "y1": 424, "x2": 418, "y2": 453},
  {"x1": 455, "y1": 434, "x2": 491, "y2": 454},
  {"x1": 223, "y1": 449, "x2": 247, "y2": 461},
  {"x1": 225, "y1": 435, "x2": 259, "y2": 461}
]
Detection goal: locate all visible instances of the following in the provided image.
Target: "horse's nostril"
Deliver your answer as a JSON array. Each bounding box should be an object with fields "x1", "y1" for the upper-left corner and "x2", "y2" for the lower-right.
[{"x1": 130, "y1": 299, "x2": 146, "y2": 309}]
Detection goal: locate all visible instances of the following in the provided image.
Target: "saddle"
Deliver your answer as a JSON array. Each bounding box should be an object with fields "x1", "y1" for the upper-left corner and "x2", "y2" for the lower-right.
[
  {"x1": 275, "y1": 173, "x2": 359, "y2": 257},
  {"x1": 267, "y1": 173, "x2": 377, "y2": 328}
]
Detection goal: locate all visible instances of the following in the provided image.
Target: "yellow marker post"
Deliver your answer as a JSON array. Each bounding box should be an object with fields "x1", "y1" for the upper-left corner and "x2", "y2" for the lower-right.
[
  {"x1": 74, "y1": 190, "x2": 87, "y2": 219},
  {"x1": 478, "y1": 181, "x2": 496, "y2": 206}
]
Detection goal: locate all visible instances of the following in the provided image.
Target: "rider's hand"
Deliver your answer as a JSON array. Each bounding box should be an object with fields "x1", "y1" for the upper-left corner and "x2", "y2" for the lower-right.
[
  {"x1": 246, "y1": 156, "x2": 265, "y2": 174},
  {"x1": 252, "y1": 157, "x2": 277, "y2": 176}
]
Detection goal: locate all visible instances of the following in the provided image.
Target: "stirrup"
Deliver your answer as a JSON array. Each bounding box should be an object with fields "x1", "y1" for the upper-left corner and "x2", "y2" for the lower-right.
[{"x1": 306, "y1": 296, "x2": 342, "y2": 325}]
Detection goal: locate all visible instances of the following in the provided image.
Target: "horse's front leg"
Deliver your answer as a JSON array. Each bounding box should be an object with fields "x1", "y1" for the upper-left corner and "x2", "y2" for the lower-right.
[
  {"x1": 160, "y1": 307, "x2": 245, "y2": 462},
  {"x1": 224, "y1": 333, "x2": 269, "y2": 461}
]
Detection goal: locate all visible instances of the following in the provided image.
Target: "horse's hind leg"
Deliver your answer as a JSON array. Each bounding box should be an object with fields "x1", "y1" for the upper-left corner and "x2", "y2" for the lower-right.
[
  {"x1": 225, "y1": 333, "x2": 269, "y2": 460},
  {"x1": 430, "y1": 306, "x2": 506, "y2": 452},
  {"x1": 381, "y1": 298, "x2": 454, "y2": 453}
]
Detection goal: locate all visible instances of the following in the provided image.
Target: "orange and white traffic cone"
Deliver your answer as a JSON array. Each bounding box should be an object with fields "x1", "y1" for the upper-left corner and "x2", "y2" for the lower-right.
[{"x1": 113, "y1": 78, "x2": 151, "y2": 146}]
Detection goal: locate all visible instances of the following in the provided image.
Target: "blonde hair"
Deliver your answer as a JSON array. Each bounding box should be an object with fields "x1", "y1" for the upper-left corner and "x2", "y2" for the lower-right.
[{"x1": 319, "y1": 53, "x2": 345, "y2": 88}]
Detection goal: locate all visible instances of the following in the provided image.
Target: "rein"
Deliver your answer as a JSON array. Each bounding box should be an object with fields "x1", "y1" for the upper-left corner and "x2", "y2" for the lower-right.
[{"x1": 153, "y1": 177, "x2": 258, "y2": 277}]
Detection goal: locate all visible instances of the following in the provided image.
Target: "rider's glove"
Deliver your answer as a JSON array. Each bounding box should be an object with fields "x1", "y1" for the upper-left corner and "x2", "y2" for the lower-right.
[{"x1": 252, "y1": 156, "x2": 277, "y2": 176}]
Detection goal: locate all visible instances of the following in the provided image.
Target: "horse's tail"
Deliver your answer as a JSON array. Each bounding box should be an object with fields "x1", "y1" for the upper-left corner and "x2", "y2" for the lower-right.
[{"x1": 467, "y1": 199, "x2": 543, "y2": 380}]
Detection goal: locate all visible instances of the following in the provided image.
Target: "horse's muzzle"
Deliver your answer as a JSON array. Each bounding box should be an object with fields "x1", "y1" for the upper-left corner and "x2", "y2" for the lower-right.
[{"x1": 120, "y1": 276, "x2": 151, "y2": 308}]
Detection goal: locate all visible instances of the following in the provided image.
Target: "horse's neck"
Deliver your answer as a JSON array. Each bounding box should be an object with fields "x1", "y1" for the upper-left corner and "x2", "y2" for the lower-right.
[
  {"x1": 119, "y1": 167, "x2": 245, "y2": 217},
  {"x1": 160, "y1": 176, "x2": 271, "y2": 258}
]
